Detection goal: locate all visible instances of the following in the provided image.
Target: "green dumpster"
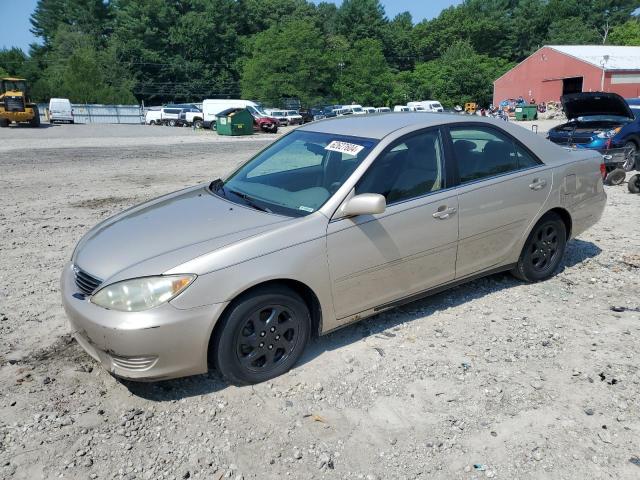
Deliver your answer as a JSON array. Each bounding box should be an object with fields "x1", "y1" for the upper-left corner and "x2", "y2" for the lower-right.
[
  {"x1": 216, "y1": 108, "x2": 254, "y2": 136},
  {"x1": 515, "y1": 104, "x2": 538, "y2": 121}
]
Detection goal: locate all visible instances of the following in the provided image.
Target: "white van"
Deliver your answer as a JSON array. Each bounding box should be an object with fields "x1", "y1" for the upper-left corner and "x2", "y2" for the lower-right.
[
  {"x1": 393, "y1": 105, "x2": 411, "y2": 112},
  {"x1": 202, "y1": 99, "x2": 263, "y2": 129},
  {"x1": 407, "y1": 101, "x2": 444, "y2": 112},
  {"x1": 49, "y1": 98, "x2": 74, "y2": 123},
  {"x1": 376, "y1": 107, "x2": 391, "y2": 113}
]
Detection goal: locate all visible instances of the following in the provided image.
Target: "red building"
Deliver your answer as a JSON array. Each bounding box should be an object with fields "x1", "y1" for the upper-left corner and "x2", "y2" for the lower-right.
[{"x1": 493, "y1": 45, "x2": 640, "y2": 105}]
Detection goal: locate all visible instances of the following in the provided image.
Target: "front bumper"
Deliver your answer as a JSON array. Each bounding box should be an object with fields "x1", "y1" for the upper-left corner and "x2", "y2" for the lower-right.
[{"x1": 60, "y1": 262, "x2": 228, "y2": 381}]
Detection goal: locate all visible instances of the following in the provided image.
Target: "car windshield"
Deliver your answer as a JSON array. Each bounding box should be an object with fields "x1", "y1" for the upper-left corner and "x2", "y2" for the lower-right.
[
  {"x1": 214, "y1": 130, "x2": 377, "y2": 217},
  {"x1": 2, "y1": 80, "x2": 26, "y2": 93},
  {"x1": 352, "y1": 107, "x2": 363, "y2": 113},
  {"x1": 247, "y1": 105, "x2": 267, "y2": 116}
]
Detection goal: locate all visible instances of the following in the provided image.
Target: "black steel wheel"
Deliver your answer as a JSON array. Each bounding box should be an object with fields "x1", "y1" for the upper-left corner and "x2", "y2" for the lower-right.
[
  {"x1": 168, "y1": 119, "x2": 177, "y2": 127},
  {"x1": 193, "y1": 119, "x2": 203, "y2": 129},
  {"x1": 629, "y1": 173, "x2": 640, "y2": 194},
  {"x1": 623, "y1": 141, "x2": 638, "y2": 172},
  {"x1": 211, "y1": 285, "x2": 310, "y2": 385},
  {"x1": 512, "y1": 212, "x2": 567, "y2": 282}
]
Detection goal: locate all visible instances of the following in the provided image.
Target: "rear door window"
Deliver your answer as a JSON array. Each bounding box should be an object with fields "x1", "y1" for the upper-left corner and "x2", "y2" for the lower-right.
[{"x1": 449, "y1": 126, "x2": 540, "y2": 184}]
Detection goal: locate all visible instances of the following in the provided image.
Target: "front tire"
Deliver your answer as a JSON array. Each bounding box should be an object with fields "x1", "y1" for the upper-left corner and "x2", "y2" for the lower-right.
[
  {"x1": 168, "y1": 119, "x2": 177, "y2": 127},
  {"x1": 211, "y1": 285, "x2": 310, "y2": 385},
  {"x1": 0, "y1": 118, "x2": 9, "y2": 127},
  {"x1": 193, "y1": 119, "x2": 203, "y2": 129},
  {"x1": 512, "y1": 212, "x2": 567, "y2": 282},
  {"x1": 29, "y1": 106, "x2": 41, "y2": 127}
]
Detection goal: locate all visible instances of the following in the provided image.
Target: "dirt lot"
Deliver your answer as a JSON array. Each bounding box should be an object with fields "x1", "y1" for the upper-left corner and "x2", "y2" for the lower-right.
[{"x1": 1, "y1": 123, "x2": 639, "y2": 480}]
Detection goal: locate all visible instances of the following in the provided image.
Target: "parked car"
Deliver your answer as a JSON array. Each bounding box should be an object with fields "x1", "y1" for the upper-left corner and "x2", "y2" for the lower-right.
[
  {"x1": 363, "y1": 107, "x2": 376, "y2": 114},
  {"x1": 49, "y1": 98, "x2": 74, "y2": 124},
  {"x1": 159, "y1": 106, "x2": 185, "y2": 127},
  {"x1": 202, "y1": 99, "x2": 264, "y2": 130},
  {"x1": 284, "y1": 110, "x2": 303, "y2": 125},
  {"x1": 547, "y1": 92, "x2": 639, "y2": 181},
  {"x1": 180, "y1": 106, "x2": 204, "y2": 128},
  {"x1": 246, "y1": 105, "x2": 279, "y2": 133},
  {"x1": 62, "y1": 113, "x2": 605, "y2": 385},
  {"x1": 299, "y1": 107, "x2": 325, "y2": 123},
  {"x1": 408, "y1": 101, "x2": 444, "y2": 112},
  {"x1": 145, "y1": 108, "x2": 162, "y2": 125},
  {"x1": 394, "y1": 105, "x2": 410, "y2": 112},
  {"x1": 376, "y1": 107, "x2": 391, "y2": 113},
  {"x1": 266, "y1": 109, "x2": 289, "y2": 126}
]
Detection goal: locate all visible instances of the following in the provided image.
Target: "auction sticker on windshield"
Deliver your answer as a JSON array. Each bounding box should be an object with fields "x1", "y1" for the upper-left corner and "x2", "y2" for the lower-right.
[{"x1": 325, "y1": 140, "x2": 365, "y2": 156}]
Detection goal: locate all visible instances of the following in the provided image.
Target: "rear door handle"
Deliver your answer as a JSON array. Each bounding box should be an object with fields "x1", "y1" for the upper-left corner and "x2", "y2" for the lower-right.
[
  {"x1": 433, "y1": 206, "x2": 457, "y2": 219},
  {"x1": 529, "y1": 178, "x2": 547, "y2": 190}
]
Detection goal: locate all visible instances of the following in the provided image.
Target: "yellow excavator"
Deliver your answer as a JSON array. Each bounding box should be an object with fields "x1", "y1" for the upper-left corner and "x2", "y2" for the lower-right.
[{"x1": 0, "y1": 77, "x2": 40, "y2": 127}]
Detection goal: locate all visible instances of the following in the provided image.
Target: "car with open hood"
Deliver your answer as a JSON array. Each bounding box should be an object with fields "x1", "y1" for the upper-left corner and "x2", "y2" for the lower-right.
[
  {"x1": 62, "y1": 113, "x2": 606, "y2": 385},
  {"x1": 547, "y1": 92, "x2": 639, "y2": 177}
]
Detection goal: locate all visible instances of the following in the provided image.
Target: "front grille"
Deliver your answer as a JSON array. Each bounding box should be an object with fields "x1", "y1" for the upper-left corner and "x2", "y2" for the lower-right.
[
  {"x1": 73, "y1": 267, "x2": 102, "y2": 296},
  {"x1": 549, "y1": 135, "x2": 594, "y2": 146},
  {"x1": 4, "y1": 96, "x2": 25, "y2": 112}
]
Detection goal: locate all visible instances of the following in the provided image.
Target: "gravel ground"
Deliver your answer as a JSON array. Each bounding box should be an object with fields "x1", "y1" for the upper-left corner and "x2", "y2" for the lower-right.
[{"x1": 1, "y1": 123, "x2": 639, "y2": 480}]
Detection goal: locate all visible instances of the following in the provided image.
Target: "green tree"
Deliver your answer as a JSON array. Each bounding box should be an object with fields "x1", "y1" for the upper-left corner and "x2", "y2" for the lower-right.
[
  {"x1": 412, "y1": 41, "x2": 513, "y2": 107},
  {"x1": 0, "y1": 48, "x2": 28, "y2": 77},
  {"x1": 32, "y1": 27, "x2": 136, "y2": 103},
  {"x1": 335, "y1": 0, "x2": 388, "y2": 43},
  {"x1": 30, "y1": 0, "x2": 112, "y2": 47},
  {"x1": 546, "y1": 17, "x2": 601, "y2": 44},
  {"x1": 240, "y1": 19, "x2": 331, "y2": 105},
  {"x1": 383, "y1": 12, "x2": 417, "y2": 71},
  {"x1": 332, "y1": 38, "x2": 393, "y2": 105},
  {"x1": 609, "y1": 19, "x2": 640, "y2": 45}
]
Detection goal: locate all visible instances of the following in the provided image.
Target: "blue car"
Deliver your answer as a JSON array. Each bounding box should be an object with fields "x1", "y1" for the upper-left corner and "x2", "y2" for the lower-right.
[{"x1": 547, "y1": 93, "x2": 638, "y2": 181}]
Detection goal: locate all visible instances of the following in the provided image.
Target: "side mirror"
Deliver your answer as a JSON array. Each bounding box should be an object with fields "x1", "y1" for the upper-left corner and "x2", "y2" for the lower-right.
[{"x1": 341, "y1": 193, "x2": 386, "y2": 217}]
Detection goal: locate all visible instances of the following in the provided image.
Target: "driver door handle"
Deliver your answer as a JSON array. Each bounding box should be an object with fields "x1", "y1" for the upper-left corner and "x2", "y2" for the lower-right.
[
  {"x1": 529, "y1": 178, "x2": 547, "y2": 190},
  {"x1": 433, "y1": 206, "x2": 457, "y2": 220}
]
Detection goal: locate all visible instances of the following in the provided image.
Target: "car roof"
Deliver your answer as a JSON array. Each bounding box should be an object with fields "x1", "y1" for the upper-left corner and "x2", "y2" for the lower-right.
[{"x1": 298, "y1": 112, "x2": 585, "y2": 165}]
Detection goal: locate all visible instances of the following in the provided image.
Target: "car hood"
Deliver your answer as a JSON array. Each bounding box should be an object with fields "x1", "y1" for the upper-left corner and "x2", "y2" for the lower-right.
[
  {"x1": 561, "y1": 92, "x2": 634, "y2": 120},
  {"x1": 73, "y1": 185, "x2": 293, "y2": 282}
]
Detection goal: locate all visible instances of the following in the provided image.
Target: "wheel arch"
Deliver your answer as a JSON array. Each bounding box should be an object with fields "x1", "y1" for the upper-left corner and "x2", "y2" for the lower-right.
[
  {"x1": 206, "y1": 278, "x2": 323, "y2": 363},
  {"x1": 546, "y1": 206, "x2": 572, "y2": 239}
]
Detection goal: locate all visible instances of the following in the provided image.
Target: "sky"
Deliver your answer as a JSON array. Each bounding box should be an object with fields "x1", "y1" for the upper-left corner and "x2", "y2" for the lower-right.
[{"x1": 0, "y1": 0, "x2": 463, "y2": 53}]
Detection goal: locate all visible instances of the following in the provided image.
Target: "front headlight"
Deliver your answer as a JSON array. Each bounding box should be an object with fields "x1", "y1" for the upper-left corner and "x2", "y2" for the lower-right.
[
  {"x1": 596, "y1": 127, "x2": 621, "y2": 139},
  {"x1": 91, "y1": 275, "x2": 196, "y2": 312}
]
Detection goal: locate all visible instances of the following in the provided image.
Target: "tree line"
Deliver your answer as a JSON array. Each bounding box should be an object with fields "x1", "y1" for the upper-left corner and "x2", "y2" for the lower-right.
[{"x1": 1, "y1": 0, "x2": 639, "y2": 108}]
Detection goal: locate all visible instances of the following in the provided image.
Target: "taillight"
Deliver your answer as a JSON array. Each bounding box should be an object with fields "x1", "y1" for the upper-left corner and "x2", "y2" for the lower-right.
[{"x1": 600, "y1": 160, "x2": 606, "y2": 179}]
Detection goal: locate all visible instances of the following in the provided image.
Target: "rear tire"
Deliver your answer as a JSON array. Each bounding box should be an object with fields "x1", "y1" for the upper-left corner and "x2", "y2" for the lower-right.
[
  {"x1": 604, "y1": 168, "x2": 626, "y2": 186},
  {"x1": 211, "y1": 285, "x2": 310, "y2": 385},
  {"x1": 168, "y1": 119, "x2": 177, "y2": 127},
  {"x1": 193, "y1": 119, "x2": 203, "y2": 129},
  {"x1": 210, "y1": 121, "x2": 217, "y2": 131},
  {"x1": 628, "y1": 174, "x2": 640, "y2": 194},
  {"x1": 29, "y1": 106, "x2": 41, "y2": 127},
  {"x1": 0, "y1": 118, "x2": 9, "y2": 127},
  {"x1": 512, "y1": 212, "x2": 567, "y2": 282}
]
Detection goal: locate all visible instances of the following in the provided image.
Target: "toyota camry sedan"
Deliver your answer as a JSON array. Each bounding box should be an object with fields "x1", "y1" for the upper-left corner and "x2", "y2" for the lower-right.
[{"x1": 62, "y1": 113, "x2": 606, "y2": 385}]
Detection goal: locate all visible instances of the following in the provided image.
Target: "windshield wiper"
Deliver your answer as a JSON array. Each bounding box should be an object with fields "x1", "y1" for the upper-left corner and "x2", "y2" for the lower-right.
[{"x1": 227, "y1": 189, "x2": 272, "y2": 213}]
